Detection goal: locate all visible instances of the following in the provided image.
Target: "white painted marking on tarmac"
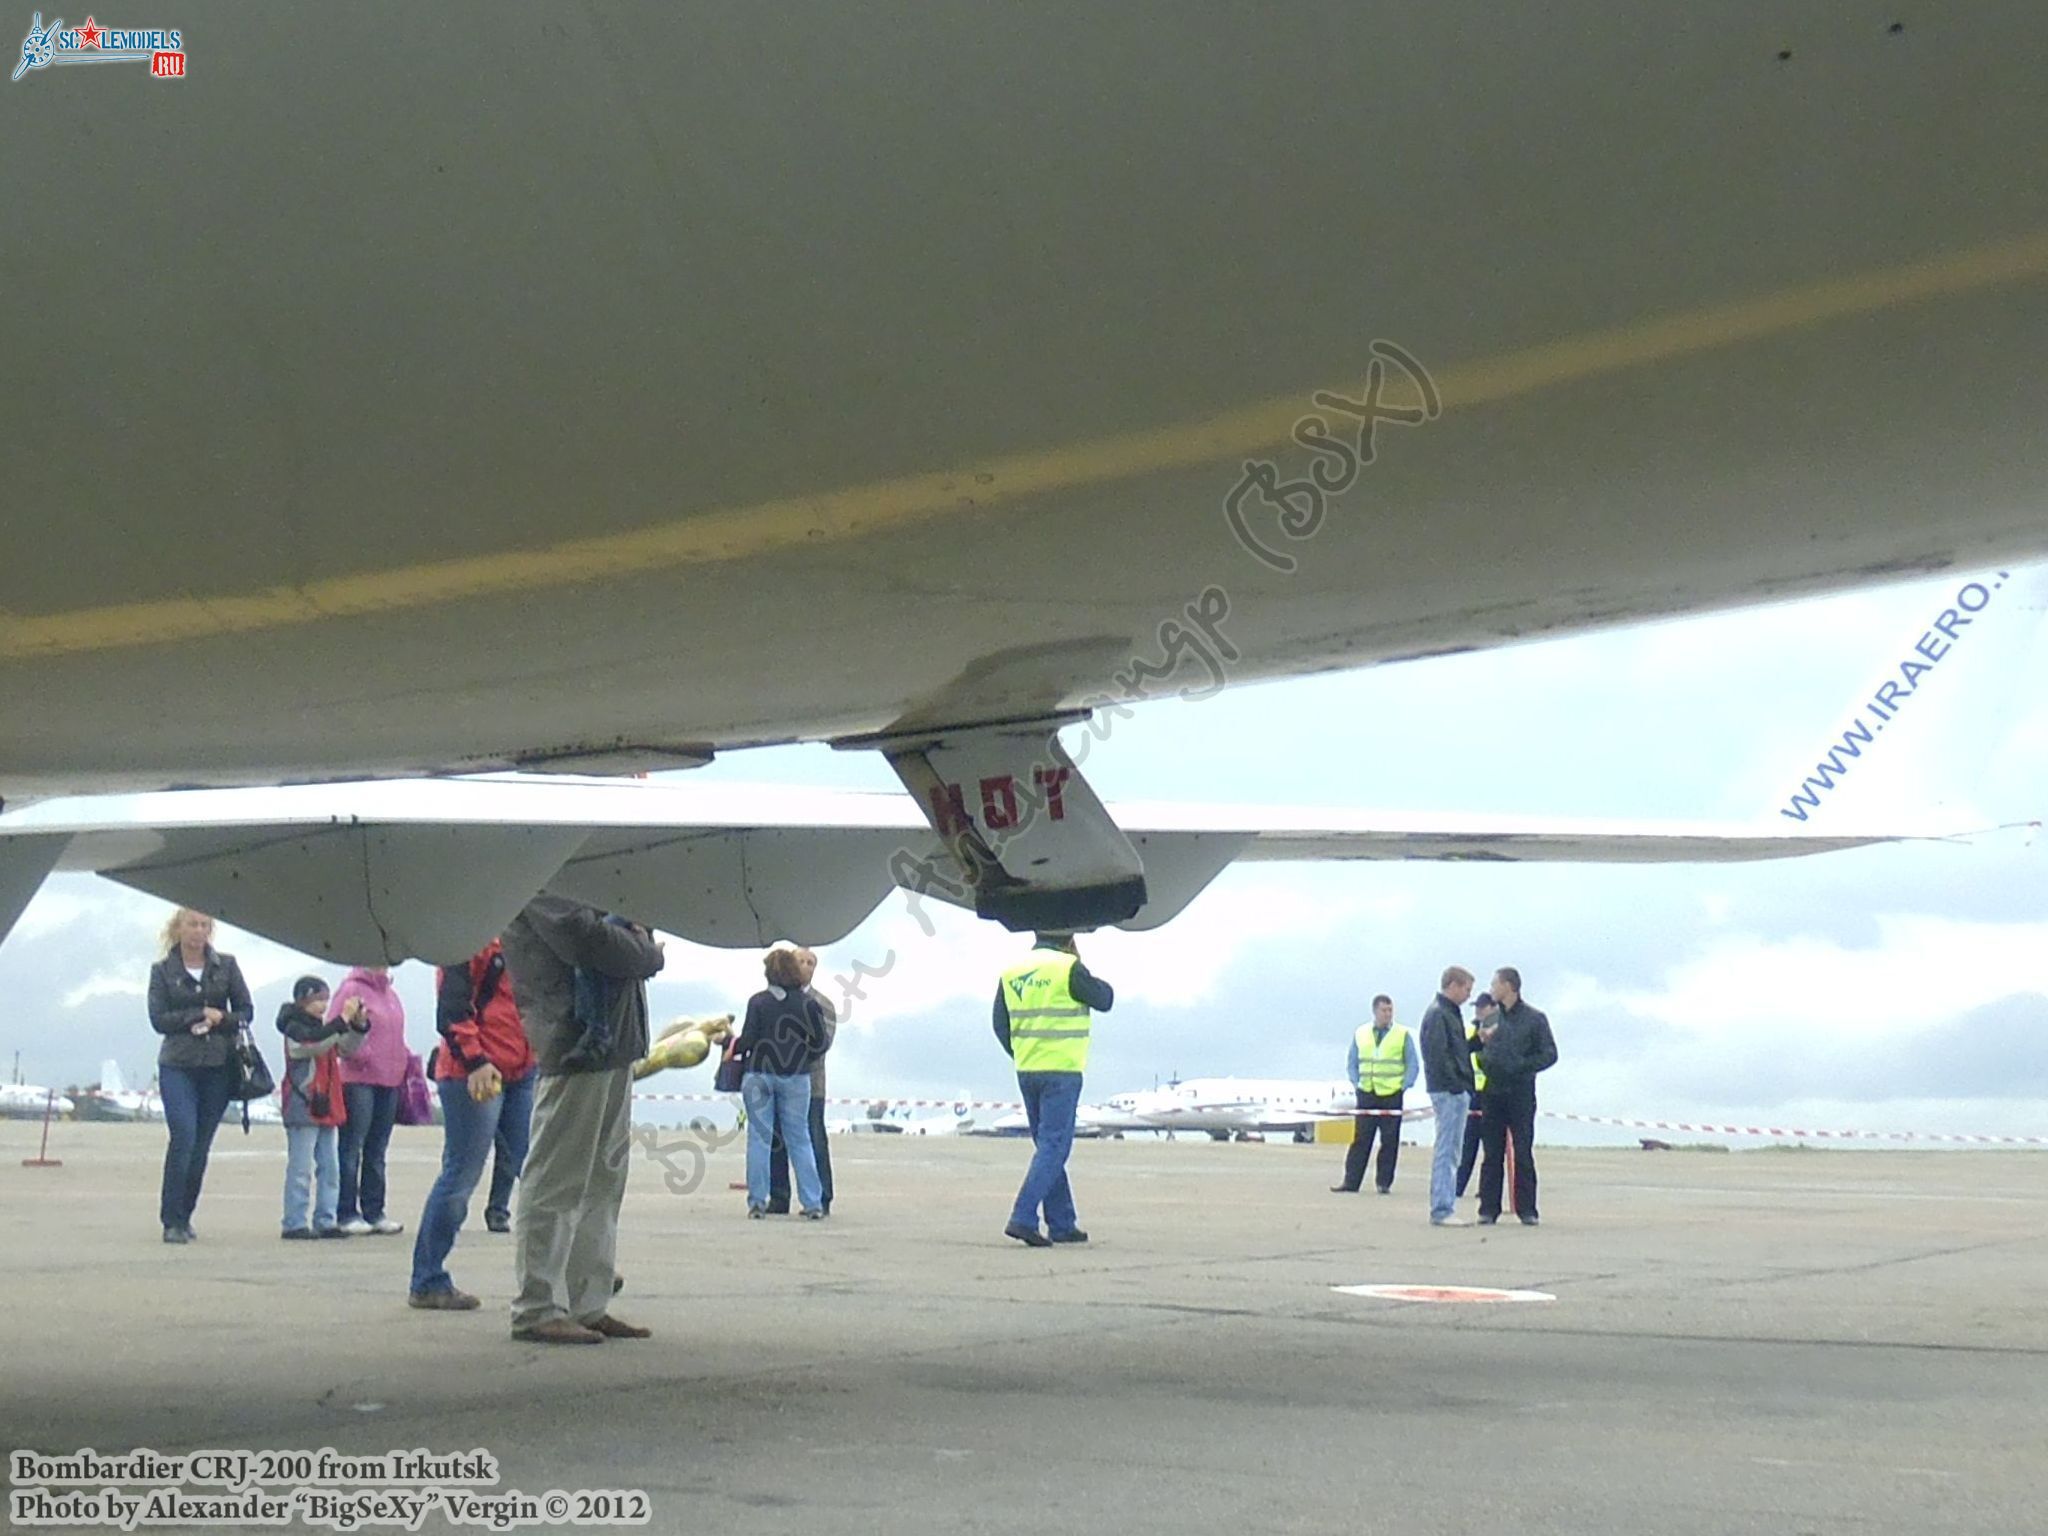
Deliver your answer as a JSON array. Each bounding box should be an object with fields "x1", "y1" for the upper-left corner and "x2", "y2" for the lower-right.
[
  {"x1": 1332, "y1": 1284, "x2": 1555, "y2": 1304},
  {"x1": 1752, "y1": 1457, "x2": 1955, "y2": 1479}
]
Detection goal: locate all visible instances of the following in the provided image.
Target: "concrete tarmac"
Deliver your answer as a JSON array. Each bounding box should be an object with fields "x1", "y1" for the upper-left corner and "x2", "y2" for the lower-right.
[{"x1": 3, "y1": 1120, "x2": 2045, "y2": 1534}]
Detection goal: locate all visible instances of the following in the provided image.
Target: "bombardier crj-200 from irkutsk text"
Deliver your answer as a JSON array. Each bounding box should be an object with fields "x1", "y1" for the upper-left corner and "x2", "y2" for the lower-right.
[{"x1": 3, "y1": 9, "x2": 2047, "y2": 957}]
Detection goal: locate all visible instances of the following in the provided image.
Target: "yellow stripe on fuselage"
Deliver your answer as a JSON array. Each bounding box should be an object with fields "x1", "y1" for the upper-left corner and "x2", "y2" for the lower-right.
[{"x1": 6, "y1": 230, "x2": 2047, "y2": 664}]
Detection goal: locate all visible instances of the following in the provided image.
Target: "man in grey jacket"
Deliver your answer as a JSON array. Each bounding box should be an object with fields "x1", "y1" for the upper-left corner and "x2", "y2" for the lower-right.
[{"x1": 501, "y1": 897, "x2": 665, "y2": 1345}]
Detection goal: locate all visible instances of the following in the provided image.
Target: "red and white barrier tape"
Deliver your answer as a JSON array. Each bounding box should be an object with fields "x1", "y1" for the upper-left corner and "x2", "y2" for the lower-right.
[
  {"x1": 629, "y1": 1089, "x2": 2044, "y2": 1143},
  {"x1": 1534, "y1": 1108, "x2": 2048, "y2": 1146}
]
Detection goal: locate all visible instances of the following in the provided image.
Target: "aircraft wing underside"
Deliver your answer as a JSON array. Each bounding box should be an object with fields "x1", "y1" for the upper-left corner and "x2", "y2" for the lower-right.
[{"x1": 0, "y1": 776, "x2": 1935, "y2": 965}]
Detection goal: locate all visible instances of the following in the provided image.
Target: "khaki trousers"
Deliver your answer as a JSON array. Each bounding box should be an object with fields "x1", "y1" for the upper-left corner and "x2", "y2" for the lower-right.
[{"x1": 512, "y1": 1067, "x2": 632, "y2": 1330}]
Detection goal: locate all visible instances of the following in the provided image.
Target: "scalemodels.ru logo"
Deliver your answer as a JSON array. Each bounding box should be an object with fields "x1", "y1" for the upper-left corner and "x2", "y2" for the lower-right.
[{"x1": 13, "y1": 12, "x2": 184, "y2": 81}]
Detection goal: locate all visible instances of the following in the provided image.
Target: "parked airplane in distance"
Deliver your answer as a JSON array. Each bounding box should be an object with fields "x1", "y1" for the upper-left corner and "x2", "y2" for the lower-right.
[
  {"x1": 0, "y1": 1080, "x2": 74, "y2": 1120},
  {"x1": 72, "y1": 1061, "x2": 162, "y2": 1123},
  {"x1": 1090, "y1": 1078, "x2": 1369, "y2": 1141},
  {"x1": 220, "y1": 1096, "x2": 284, "y2": 1128}
]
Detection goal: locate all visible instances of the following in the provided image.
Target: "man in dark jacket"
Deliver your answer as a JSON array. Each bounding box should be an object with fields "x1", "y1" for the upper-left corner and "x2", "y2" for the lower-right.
[
  {"x1": 501, "y1": 897, "x2": 665, "y2": 1344},
  {"x1": 1417, "y1": 966, "x2": 1477, "y2": 1226},
  {"x1": 1475, "y1": 966, "x2": 1559, "y2": 1226}
]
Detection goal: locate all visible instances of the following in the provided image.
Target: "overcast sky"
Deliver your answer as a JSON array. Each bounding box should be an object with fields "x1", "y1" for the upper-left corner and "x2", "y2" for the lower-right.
[{"x1": 3, "y1": 565, "x2": 2043, "y2": 1145}]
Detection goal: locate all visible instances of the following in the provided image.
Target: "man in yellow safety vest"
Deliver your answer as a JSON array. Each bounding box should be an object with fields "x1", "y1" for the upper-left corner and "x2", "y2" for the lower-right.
[
  {"x1": 1331, "y1": 994, "x2": 1417, "y2": 1196},
  {"x1": 994, "y1": 932, "x2": 1115, "y2": 1247}
]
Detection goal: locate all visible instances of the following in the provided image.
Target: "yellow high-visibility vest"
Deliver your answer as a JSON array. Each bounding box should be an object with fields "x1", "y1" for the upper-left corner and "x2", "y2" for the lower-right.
[
  {"x1": 1001, "y1": 951, "x2": 1093, "y2": 1073},
  {"x1": 1353, "y1": 1023, "x2": 1410, "y2": 1096},
  {"x1": 1466, "y1": 1022, "x2": 1488, "y2": 1093}
]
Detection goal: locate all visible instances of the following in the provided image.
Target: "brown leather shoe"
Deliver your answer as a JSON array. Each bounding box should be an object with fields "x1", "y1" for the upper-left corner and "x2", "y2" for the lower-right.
[
  {"x1": 585, "y1": 1314, "x2": 651, "y2": 1340},
  {"x1": 408, "y1": 1289, "x2": 481, "y2": 1311},
  {"x1": 511, "y1": 1318, "x2": 604, "y2": 1345}
]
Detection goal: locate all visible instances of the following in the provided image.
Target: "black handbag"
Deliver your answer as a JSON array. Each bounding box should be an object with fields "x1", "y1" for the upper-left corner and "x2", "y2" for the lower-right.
[
  {"x1": 229, "y1": 1023, "x2": 276, "y2": 1102},
  {"x1": 713, "y1": 1034, "x2": 745, "y2": 1094}
]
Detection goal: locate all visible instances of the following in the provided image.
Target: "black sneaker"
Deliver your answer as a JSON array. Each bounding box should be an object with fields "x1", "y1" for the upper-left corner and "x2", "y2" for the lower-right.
[
  {"x1": 162, "y1": 1226, "x2": 190, "y2": 1245},
  {"x1": 484, "y1": 1211, "x2": 511, "y2": 1234},
  {"x1": 799, "y1": 1208, "x2": 827, "y2": 1221},
  {"x1": 316, "y1": 1226, "x2": 351, "y2": 1239},
  {"x1": 1049, "y1": 1229, "x2": 1089, "y2": 1244},
  {"x1": 1519, "y1": 1215, "x2": 1540, "y2": 1226},
  {"x1": 1477, "y1": 1216, "x2": 1498, "y2": 1226},
  {"x1": 1004, "y1": 1222, "x2": 1052, "y2": 1248},
  {"x1": 281, "y1": 1227, "x2": 316, "y2": 1241}
]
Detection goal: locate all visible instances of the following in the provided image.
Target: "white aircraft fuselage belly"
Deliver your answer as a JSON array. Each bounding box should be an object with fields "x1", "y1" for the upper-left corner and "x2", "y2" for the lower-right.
[{"x1": 4, "y1": 7, "x2": 2047, "y2": 793}]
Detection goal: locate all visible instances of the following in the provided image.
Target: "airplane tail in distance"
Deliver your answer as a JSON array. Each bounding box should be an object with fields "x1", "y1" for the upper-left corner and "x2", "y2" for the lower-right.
[
  {"x1": 1774, "y1": 566, "x2": 2048, "y2": 827},
  {"x1": 100, "y1": 1059, "x2": 126, "y2": 1096}
]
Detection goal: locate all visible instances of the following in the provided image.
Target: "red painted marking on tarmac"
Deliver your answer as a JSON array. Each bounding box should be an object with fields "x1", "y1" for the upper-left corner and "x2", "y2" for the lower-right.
[{"x1": 1334, "y1": 1284, "x2": 1555, "y2": 1304}]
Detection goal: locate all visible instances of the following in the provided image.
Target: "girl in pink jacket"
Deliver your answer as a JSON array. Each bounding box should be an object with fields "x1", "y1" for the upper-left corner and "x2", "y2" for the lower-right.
[{"x1": 328, "y1": 966, "x2": 409, "y2": 1236}]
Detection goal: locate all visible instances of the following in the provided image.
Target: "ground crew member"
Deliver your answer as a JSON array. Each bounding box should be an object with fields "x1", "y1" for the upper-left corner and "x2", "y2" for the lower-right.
[
  {"x1": 993, "y1": 932, "x2": 1114, "y2": 1247},
  {"x1": 1455, "y1": 992, "x2": 1496, "y2": 1198},
  {"x1": 1331, "y1": 995, "x2": 1416, "y2": 1195}
]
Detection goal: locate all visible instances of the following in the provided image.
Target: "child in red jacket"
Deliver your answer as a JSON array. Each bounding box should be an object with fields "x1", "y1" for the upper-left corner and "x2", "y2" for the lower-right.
[{"x1": 278, "y1": 976, "x2": 367, "y2": 1239}]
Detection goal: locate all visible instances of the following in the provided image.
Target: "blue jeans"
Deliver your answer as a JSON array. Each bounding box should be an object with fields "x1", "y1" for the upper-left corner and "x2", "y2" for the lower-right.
[
  {"x1": 769, "y1": 1093, "x2": 834, "y2": 1212},
  {"x1": 158, "y1": 1062, "x2": 235, "y2": 1229},
  {"x1": 485, "y1": 1081, "x2": 533, "y2": 1221},
  {"x1": 1428, "y1": 1091, "x2": 1470, "y2": 1221},
  {"x1": 743, "y1": 1073, "x2": 821, "y2": 1213},
  {"x1": 1009, "y1": 1071, "x2": 1082, "y2": 1235},
  {"x1": 284, "y1": 1125, "x2": 340, "y2": 1232},
  {"x1": 411, "y1": 1073, "x2": 532, "y2": 1294},
  {"x1": 338, "y1": 1082, "x2": 398, "y2": 1224}
]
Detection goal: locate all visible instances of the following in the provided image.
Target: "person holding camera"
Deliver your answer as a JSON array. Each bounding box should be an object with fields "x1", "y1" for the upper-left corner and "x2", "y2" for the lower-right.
[
  {"x1": 330, "y1": 964, "x2": 410, "y2": 1237},
  {"x1": 278, "y1": 975, "x2": 369, "y2": 1239},
  {"x1": 146, "y1": 907, "x2": 254, "y2": 1245}
]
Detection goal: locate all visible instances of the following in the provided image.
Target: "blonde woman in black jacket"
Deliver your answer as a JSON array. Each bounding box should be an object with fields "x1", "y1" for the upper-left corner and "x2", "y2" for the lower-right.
[{"x1": 146, "y1": 908, "x2": 254, "y2": 1244}]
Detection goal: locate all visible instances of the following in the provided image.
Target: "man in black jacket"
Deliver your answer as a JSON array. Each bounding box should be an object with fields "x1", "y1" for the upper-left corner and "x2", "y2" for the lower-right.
[
  {"x1": 1417, "y1": 966, "x2": 1476, "y2": 1226},
  {"x1": 1475, "y1": 967, "x2": 1559, "y2": 1226}
]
